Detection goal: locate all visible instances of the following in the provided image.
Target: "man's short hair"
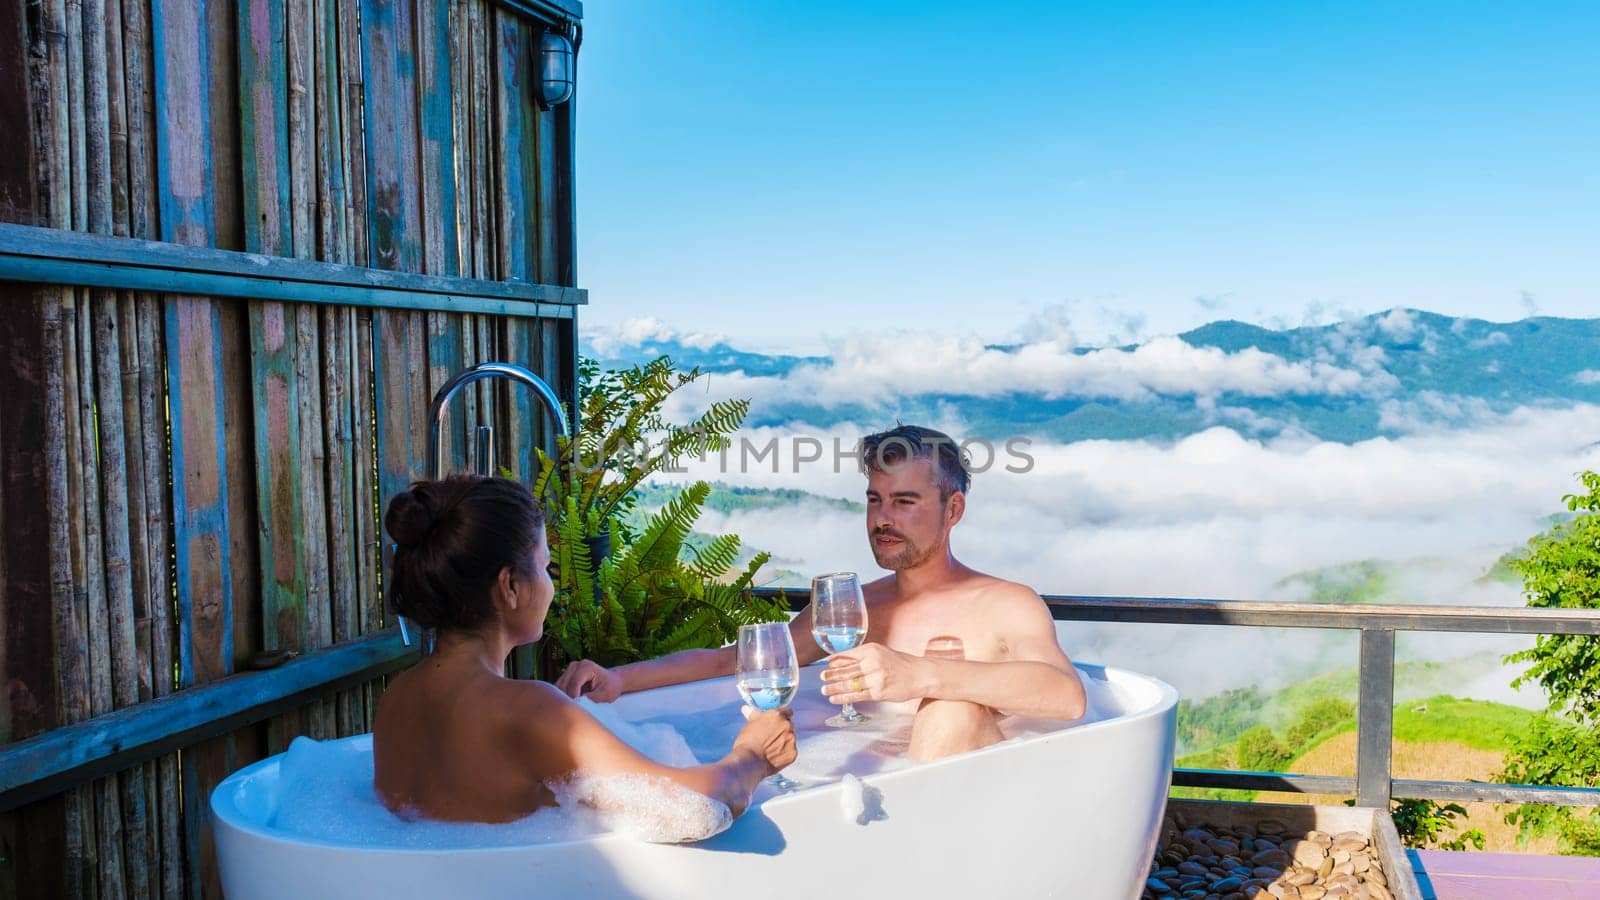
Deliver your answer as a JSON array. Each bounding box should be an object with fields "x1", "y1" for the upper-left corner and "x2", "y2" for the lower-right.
[{"x1": 860, "y1": 424, "x2": 971, "y2": 500}]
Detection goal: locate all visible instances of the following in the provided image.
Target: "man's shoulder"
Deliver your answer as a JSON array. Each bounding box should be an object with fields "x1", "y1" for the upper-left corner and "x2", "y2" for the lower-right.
[{"x1": 965, "y1": 571, "x2": 1043, "y2": 604}]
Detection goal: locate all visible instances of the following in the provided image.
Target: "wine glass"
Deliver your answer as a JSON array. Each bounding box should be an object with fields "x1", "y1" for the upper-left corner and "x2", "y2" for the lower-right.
[
  {"x1": 735, "y1": 622, "x2": 801, "y2": 791},
  {"x1": 812, "y1": 572, "x2": 870, "y2": 727}
]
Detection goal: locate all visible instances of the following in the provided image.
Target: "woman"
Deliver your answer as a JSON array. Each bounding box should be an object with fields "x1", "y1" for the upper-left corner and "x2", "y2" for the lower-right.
[{"x1": 372, "y1": 475, "x2": 796, "y2": 824}]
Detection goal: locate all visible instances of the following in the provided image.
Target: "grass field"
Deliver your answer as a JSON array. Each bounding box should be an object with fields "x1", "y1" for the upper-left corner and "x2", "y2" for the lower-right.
[{"x1": 1173, "y1": 686, "x2": 1570, "y2": 853}]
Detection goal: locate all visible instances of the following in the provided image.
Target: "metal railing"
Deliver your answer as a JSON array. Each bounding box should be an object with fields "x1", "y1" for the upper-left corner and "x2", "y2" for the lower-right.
[{"x1": 758, "y1": 588, "x2": 1600, "y2": 809}]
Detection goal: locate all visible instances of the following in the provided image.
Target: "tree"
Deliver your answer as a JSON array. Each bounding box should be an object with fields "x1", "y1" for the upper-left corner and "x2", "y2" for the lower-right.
[
  {"x1": 1505, "y1": 470, "x2": 1600, "y2": 721},
  {"x1": 1498, "y1": 471, "x2": 1600, "y2": 854},
  {"x1": 1234, "y1": 726, "x2": 1291, "y2": 773}
]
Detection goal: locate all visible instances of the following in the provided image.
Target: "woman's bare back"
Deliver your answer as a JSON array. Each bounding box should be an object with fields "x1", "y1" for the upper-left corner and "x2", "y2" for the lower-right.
[{"x1": 373, "y1": 656, "x2": 563, "y2": 822}]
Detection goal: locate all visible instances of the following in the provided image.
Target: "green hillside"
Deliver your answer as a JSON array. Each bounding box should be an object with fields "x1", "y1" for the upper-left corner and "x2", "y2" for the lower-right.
[
  {"x1": 633, "y1": 480, "x2": 863, "y2": 515},
  {"x1": 1176, "y1": 652, "x2": 1512, "y2": 754}
]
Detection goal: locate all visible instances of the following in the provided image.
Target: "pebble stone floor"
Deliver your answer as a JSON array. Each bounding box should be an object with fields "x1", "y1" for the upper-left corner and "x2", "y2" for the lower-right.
[{"x1": 1143, "y1": 815, "x2": 1395, "y2": 899}]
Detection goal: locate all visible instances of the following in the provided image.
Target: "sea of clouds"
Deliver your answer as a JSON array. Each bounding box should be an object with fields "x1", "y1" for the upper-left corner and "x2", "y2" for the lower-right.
[{"x1": 593, "y1": 315, "x2": 1599, "y2": 703}]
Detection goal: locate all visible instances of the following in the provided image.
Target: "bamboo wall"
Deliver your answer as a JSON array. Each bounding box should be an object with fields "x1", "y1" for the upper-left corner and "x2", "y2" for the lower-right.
[{"x1": 0, "y1": 0, "x2": 580, "y2": 896}]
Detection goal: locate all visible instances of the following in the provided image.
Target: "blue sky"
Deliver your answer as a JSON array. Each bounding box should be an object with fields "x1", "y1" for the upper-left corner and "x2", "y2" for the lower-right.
[{"x1": 575, "y1": 1, "x2": 1598, "y2": 353}]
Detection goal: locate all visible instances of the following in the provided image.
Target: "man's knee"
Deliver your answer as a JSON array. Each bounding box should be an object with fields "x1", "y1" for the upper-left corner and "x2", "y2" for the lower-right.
[{"x1": 908, "y1": 698, "x2": 1003, "y2": 761}]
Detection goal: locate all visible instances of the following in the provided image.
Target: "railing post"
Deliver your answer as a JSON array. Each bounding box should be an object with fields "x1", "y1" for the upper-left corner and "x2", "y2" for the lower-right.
[{"x1": 1357, "y1": 628, "x2": 1396, "y2": 808}]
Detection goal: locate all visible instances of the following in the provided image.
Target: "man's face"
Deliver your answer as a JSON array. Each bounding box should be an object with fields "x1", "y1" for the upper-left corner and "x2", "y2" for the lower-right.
[{"x1": 865, "y1": 457, "x2": 955, "y2": 570}]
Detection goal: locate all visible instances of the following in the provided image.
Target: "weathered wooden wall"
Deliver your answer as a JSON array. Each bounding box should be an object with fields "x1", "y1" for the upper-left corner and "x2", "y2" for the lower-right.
[{"x1": 0, "y1": 0, "x2": 581, "y2": 896}]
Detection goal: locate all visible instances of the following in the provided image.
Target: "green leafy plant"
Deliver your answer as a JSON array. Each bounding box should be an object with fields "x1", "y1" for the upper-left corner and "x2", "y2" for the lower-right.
[
  {"x1": 1390, "y1": 799, "x2": 1485, "y2": 852},
  {"x1": 1500, "y1": 714, "x2": 1600, "y2": 853},
  {"x1": 1496, "y1": 471, "x2": 1600, "y2": 855},
  {"x1": 532, "y1": 356, "x2": 788, "y2": 676},
  {"x1": 1505, "y1": 470, "x2": 1600, "y2": 721}
]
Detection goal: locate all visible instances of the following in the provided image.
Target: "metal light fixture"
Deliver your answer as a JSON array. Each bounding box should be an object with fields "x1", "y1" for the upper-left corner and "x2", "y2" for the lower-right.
[{"x1": 536, "y1": 28, "x2": 575, "y2": 109}]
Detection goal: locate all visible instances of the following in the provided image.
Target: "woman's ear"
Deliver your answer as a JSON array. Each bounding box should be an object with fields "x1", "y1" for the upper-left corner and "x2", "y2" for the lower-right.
[{"x1": 495, "y1": 565, "x2": 519, "y2": 610}]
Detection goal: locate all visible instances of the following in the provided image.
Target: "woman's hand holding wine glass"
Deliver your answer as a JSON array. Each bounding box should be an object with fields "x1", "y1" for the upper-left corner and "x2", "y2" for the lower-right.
[{"x1": 735, "y1": 622, "x2": 802, "y2": 790}]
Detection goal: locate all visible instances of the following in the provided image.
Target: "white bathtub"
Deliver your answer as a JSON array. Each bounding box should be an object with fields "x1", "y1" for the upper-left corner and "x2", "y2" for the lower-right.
[{"x1": 211, "y1": 662, "x2": 1177, "y2": 899}]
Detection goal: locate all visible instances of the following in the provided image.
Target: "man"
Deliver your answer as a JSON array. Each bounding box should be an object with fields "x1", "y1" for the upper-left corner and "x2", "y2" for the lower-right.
[{"x1": 556, "y1": 425, "x2": 1086, "y2": 760}]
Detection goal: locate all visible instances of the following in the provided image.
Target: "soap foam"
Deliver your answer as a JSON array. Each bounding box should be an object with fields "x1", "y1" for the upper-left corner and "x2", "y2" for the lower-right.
[
  {"x1": 268, "y1": 695, "x2": 726, "y2": 847},
  {"x1": 552, "y1": 771, "x2": 732, "y2": 843}
]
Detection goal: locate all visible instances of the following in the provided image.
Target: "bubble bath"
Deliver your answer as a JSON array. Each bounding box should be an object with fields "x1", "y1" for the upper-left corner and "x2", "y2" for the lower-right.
[
  {"x1": 267, "y1": 698, "x2": 731, "y2": 846},
  {"x1": 214, "y1": 662, "x2": 1178, "y2": 899}
]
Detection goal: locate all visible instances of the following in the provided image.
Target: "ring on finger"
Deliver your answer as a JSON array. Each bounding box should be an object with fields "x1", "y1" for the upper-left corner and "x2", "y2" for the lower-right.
[{"x1": 851, "y1": 676, "x2": 864, "y2": 692}]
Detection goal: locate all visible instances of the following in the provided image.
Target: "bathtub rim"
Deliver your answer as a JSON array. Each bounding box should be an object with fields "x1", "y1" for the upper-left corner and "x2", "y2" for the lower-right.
[{"x1": 210, "y1": 662, "x2": 1177, "y2": 857}]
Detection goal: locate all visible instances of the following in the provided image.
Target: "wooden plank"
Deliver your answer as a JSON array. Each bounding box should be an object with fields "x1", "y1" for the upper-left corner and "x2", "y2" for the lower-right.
[
  {"x1": 247, "y1": 304, "x2": 309, "y2": 654},
  {"x1": 0, "y1": 255, "x2": 581, "y2": 318},
  {"x1": 0, "y1": 222, "x2": 589, "y2": 308},
  {"x1": 372, "y1": 308, "x2": 428, "y2": 525},
  {"x1": 358, "y1": 0, "x2": 420, "y2": 272},
  {"x1": 417, "y1": 0, "x2": 459, "y2": 276},
  {"x1": 365, "y1": 0, "x2": 432, "y2": 639},
  {"x1": 150, "y1": 0, "x2": 216, "y2": 245},
  {"x1": 237, "y1": 0, "x2": 292, "y2": 255},
  {"x1": 416, "y1": 0, "x2": 466, "y2": 480},
  {"x1": 532, "y1": 49, "x2": 558, "y2": 284},
  {"x1": 494, "y1": 7, "x2": 537, "y2": 496},
  {"x1": 151, "y1": 2, "x2": 239, "y2": 893},
  {"x1": 494, "y1": 9, "x2": 530, "y2": 282},
  {"x1": 555, "y1": 54, "x2": 576, "y2": 288},
  {"x1": 0, "y1": 631, "x2": 417, "y2": 813}
]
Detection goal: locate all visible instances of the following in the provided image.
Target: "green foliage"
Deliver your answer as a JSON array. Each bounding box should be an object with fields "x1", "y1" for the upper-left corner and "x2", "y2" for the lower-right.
[
  {"x1": 1505, "y1": 471, "x2": 1600, "y2": 722},
  {"x1": 1499, "y1": 714, "x2": 1600, "y2": 854},
  {"x1": 632, "y1": 480, "x2": 866, "y2": 515},
  {"x1": 1234, "y1": 726, "x2": 1292, "y2": 773},
  {"x1": 1277, "y1": 560, "x2": 1395, "y2": 605},
  {"x1": 1496, "y1": 472, "x2": 1600, "y2": 856},
  {"x1": 1285, "y1": 697, "x2": 1354, "y2": 748},
  {"x1": 534, "y1": 356, "x2": 788, "y2": 675},
  {"x1": 1177, "y1": 686, "x2": 1268, "y2": 754},
  {"x1": 1389, "y1": 799, "x2": 1485, "y2": 852}
]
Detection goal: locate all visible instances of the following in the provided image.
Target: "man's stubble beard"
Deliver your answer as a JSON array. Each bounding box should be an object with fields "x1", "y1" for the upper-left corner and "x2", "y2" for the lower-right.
[{"x1": 872, "y1": 535, "x2": 938, "y2": 571}]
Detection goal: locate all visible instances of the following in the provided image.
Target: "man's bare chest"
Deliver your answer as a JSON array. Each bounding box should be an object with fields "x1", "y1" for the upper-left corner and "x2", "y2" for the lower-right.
[{"x1": 868, "y1": 599, "x2": 1007, "y2": 662}]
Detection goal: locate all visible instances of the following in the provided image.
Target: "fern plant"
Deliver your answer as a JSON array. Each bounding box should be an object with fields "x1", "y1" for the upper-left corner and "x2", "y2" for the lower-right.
[{"x1": 532, "y1": 356, "x2": 788, "y2": 676}]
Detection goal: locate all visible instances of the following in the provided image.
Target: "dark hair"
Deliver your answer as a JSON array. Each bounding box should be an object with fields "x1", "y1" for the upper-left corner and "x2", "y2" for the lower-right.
[
  {"x1": 384, "y1": 475, "x2": 545, "y2": 632},
  {"x1": 860, "y1": 424, "x2": 971, "y2": 500}
]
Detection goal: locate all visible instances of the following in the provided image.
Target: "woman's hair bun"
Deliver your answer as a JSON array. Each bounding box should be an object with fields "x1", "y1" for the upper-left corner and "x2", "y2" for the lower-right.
[{"x1": 385, "y1": 486, "x2": 435, "y2": 547}]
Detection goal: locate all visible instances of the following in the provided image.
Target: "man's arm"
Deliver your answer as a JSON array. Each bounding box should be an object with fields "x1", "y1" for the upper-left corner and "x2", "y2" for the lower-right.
[
  {"x1": 820, "y1": 586, "x2": 1086, "y2": 720},
  {"x1": 556, "y1": 603, "x2": 827, "y2": 700}
]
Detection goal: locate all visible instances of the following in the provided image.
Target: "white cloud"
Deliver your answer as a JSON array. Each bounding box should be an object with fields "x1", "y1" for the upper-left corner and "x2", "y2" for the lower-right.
[
  {"x1": 1471, "y1": 331, "x2": 1510, "y2": 349},
  {"x1": 663, "y1": 332, "x2": 1382, "y2": 411},
  {"x1": 647, "y1": 404, "x2": 1600, "y2": 699},
  {"x1": 1574, "y1": 370, "x2": 1600, "y2": 385},
  {"x1": 1015, "y1": 301, "x2": 1149, "y2": 348},
  {"x1": 585, "y1": 317, "x2": 726, "y2": 356},
  {"x1": 1377, "y1": 391, "x2": 1497, "y2": 432},
  {"x1": 1376, "y1": 308, "x2": 1418, "y2": 342}
]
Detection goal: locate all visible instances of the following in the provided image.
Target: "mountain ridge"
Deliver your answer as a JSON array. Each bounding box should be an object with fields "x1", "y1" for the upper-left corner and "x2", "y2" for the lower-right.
[{"x1": 586, "y1": 308, "x2": 1600, "y2": 445}]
